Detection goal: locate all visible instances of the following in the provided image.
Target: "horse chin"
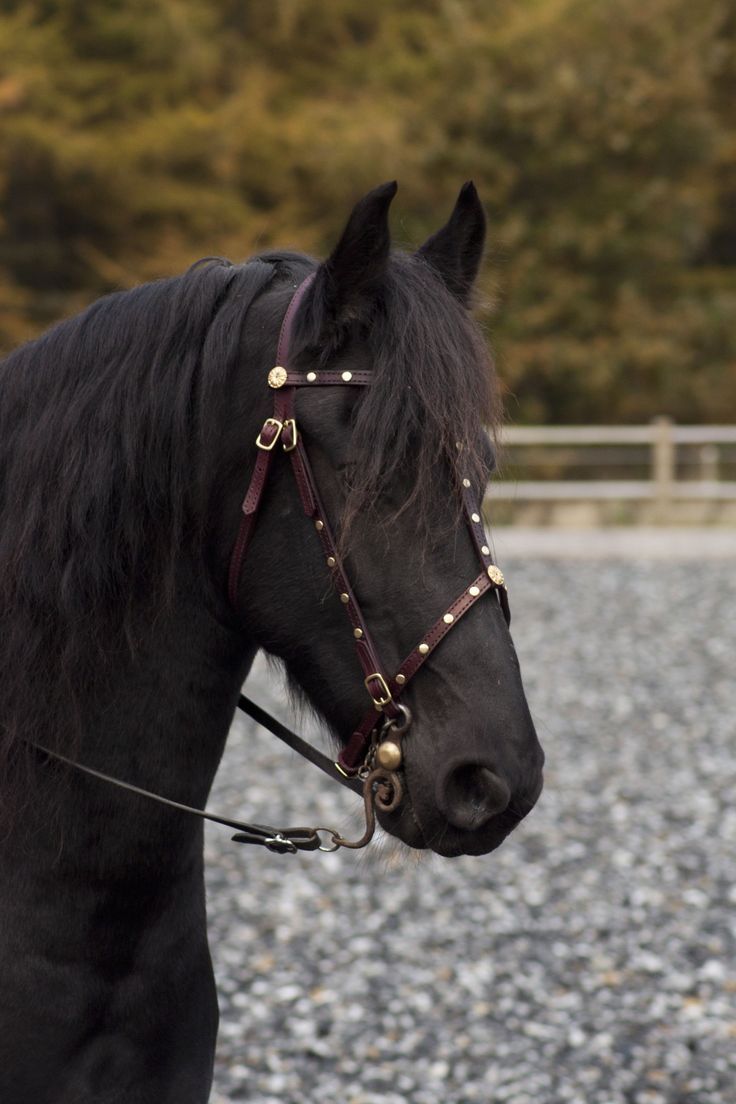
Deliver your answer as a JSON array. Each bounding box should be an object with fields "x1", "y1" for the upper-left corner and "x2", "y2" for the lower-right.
[
  {"x1": 374, "y1": 799, "x2": 427, "y2": 850},
  {"x1": 375, "y1": 790, "x2": 527, "y2": 858}
]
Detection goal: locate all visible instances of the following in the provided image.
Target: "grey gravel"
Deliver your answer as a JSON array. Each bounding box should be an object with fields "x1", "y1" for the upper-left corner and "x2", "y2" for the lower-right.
[{"x1": 204, "y1": 553, "x2": 736, "y2": 1104}]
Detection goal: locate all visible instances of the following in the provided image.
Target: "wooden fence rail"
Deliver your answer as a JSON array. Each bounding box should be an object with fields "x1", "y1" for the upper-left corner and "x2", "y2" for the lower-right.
[{"x1": 490, "y1": 418, "x2": 736, "y2": 503}]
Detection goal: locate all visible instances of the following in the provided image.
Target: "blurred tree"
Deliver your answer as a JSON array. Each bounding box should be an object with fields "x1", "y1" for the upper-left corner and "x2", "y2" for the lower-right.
[{"x1": 0, "y1": 0, "x2": 734, "y2": 422}]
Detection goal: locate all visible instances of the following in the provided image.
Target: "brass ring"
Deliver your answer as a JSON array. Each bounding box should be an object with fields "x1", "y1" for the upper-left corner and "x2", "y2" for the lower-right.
[{"x1": 382, "y1": 703, "x2": 412, "y2": 738}]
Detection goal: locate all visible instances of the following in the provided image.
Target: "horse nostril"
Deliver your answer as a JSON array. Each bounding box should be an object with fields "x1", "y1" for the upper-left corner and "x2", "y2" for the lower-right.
[{"x1": 436, "y1": 762, "x2": 511, "y2": 831}]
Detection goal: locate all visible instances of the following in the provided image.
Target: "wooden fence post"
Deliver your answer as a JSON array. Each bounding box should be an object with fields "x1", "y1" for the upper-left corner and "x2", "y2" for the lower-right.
[
  {"x1": 699, "y1": 444, "x2": 719, "y2": 482},
  {"x1": 651, "y1": 416, "x2": 674, "y2": 522}
]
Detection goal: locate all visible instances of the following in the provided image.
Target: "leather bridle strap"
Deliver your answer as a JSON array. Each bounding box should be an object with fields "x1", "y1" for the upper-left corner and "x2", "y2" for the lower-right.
[
  {"x1": 337, "y1": 569, "x2": 496, "y2": 770},
  {"x1": 228, "y1": 271, "x2": 510, "y2": 779},
  {"x1": 227, "y1": 274, "x2": 318, "y2": 605},
  {"x1": 28, "y1": 690, "x2": 363, "y2": 856},
  {"x1": 236, "y1": 692, "x2": 362, "y2": 796},
  {"x1": 25, "y1": 272, "x2": 510, "y2": 859},
  {"x1": 30, "y1": 736, "x2": 349, "y2": 853}
]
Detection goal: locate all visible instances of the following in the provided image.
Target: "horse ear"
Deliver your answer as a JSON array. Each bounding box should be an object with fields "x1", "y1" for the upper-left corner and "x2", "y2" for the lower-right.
[
  {"x1": 416, "y1": 182, "x2": 486, "y2": 305},
  {"x1": 308, "y1": 181, "x2": 397, "y2": 334}
]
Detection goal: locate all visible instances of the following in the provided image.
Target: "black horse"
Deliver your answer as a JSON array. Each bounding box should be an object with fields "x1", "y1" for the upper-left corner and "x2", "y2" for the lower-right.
[{"x1": 0, "y1": 182, "x2": 543, "y2": 1103}]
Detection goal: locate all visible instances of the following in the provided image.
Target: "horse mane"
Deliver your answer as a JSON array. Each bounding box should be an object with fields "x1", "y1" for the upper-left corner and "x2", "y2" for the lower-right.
[
  {"x1": 310, "y1": 250, "x2": 500, "y2": 539},
  {"x1": 0, "y1": 246, "x2": 498, "y2": 796},
  {"x1": 0, "y1": 257, "x2": 279, "y2": 779}
]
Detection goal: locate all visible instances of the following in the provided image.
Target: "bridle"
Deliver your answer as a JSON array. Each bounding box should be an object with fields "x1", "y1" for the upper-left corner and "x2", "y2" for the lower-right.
[
  {"x1": 226, "y1": 272, "x2": 509, "y2": 847},
  {"x1": 32, "y1": 272, "x2": 510, "y2": 856}
]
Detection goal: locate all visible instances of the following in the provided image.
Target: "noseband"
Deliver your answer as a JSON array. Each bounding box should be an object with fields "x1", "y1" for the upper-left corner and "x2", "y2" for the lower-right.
[{"x1": 32, "y1": 273, "x2": 510, "y2": 857}]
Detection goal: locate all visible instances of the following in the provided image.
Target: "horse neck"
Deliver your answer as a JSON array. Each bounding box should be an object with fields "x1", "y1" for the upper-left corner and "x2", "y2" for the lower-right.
[{"x1": 8, "y1": 573, "x2": 256, "y2": 880}]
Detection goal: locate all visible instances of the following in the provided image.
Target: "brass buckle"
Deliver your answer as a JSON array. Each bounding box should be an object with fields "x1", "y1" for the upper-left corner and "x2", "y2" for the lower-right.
[
  {"x1": 256, "y1": 418, "x2": 283, "y2": 450},
  {"x1": 282, "y1": 418, "x2": 298, "y2": 452},
  {"x1": 364, "y1": 672, "x2": 393, "y2": 710}
]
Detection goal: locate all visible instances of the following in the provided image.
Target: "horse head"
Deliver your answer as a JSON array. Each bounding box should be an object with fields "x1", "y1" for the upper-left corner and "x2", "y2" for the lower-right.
[{"x1": 222, "y1": 183, "x2": 544, "y2": 857}]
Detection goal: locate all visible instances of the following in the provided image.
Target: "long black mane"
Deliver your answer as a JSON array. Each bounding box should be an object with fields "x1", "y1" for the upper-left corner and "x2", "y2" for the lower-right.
[
  {"x1": 297, "y1": 250, "x2": 498, "y2": 536},
  {"x1": 0, "y1": 249, "x2": 498, "y2": 787},
  {"x1": 0, "y1": 257, "x2": 274, "y2": 797}
]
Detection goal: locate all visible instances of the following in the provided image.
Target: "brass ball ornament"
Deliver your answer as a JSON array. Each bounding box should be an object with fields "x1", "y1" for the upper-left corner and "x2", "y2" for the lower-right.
[{"x1": 376, "y1": 741, "x2": 403, "y2": 771}]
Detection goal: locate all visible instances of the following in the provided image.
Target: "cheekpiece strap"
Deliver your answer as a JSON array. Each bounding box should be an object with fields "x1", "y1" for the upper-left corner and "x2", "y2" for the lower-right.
[{"x1": 227, "y1": 270, "x2": 510, "y2": 781}]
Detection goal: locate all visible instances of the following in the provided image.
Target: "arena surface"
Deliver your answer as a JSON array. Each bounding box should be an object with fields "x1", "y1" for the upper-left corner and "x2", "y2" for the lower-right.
[{"x1": 206, "y1": 532, "x2": 735, "y2": 1104}]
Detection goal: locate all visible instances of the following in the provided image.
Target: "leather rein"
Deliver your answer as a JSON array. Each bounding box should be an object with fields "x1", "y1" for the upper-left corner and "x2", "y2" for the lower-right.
[{"x1": 33, "y1": 273, "x2": 510, "y2": 856}]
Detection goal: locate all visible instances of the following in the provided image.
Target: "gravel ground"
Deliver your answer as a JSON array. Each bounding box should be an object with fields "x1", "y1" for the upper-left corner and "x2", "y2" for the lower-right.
[{"x1": 204, "y1": 548, "x2": 736, "y2": 1104}]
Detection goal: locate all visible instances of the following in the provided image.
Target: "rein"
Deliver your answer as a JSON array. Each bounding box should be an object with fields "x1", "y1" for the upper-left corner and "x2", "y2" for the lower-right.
[
  {"x1": 32, "y1": 273, "x2": 510, "y2": 857},
  {"x1": 33, "y1": 694, "x2": 362, "y2": 855}
]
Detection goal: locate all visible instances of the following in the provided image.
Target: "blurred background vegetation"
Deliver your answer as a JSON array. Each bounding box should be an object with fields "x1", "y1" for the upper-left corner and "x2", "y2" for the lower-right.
[{"x1": 0, "y1": 0, "x2": 734, "y2": 424}]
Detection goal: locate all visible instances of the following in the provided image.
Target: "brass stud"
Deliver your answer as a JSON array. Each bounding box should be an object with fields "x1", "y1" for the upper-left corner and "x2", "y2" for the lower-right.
[
  {"x1": 341, "y1": 371, "x2": 353, "y2": 382},
  {"x1": 376, "y1": 741, "x2": 402, "y2": 771},
  {"x1": 268, "y1": 366, "x2": 288, "y2": 388},
  {"x1": 418, "y1": 643, "x2": 429, "y2": 655},
  {"x1": 443, "y1": 613, "x2": 454, "y2": 624},
  {"x1": 471, "y1": 512, "x2": 481, "y2": 524},
  {"x1": 306, "y1": 371, "x2": 317, "y2": 382},
  {"x1": 395, "y1": 673, "x2": 406, "y2": 685},
  {"x1": 469, "y1": 585, "x2": 480, "y2": 597},
  {"x1": 488, "y1": 565, "x2": 505, "y2": 586},
  {"x1": 326, "y1": 556, "x2": 336, "y2": 568},
  {"x1": 353, "y1": 627, "x2": 363, "y2": 640},
  {"x1": 462, "y1": 478, "x2": 471, "y2": 488},
  {"x1": 315, "y1": 520, "x2": 324, "y2": 531},
  {"x1": 481, "y1": 545, "x2": 490, "y2": 556},
  {"x1": 340, "y1": 593, "x2": 350, "y2": 604}
]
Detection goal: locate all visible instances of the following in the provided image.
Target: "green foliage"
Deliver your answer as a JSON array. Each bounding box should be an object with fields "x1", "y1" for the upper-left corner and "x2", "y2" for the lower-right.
[{"x1": 0, "y1": 0, "x2": 734, "y2": 422}]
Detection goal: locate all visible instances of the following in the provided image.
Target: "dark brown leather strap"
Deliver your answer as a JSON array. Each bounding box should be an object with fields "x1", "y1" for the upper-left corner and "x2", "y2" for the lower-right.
[
  {"x1": 284, "y1": 429, "x2": 401, "y2": 719},
  {"x1": 390, "y1": 573, "x2": 493, "y2": 689},
  {"x1": 27, "y1": 274, "x2": 511, "y2": 859},
  {"x1": 228, "y1": 387, "x2": 297, "y2": 605},
  {"x1": 228, "y1": 272, "x2": 510, "y2": 780},
  {"x1": 337, "y1": 569, "x2": 503, "y2": 772},
  {"x1": 30, "y1": 735, "x2": 340, "y2": 853},
  {"x1": 276, "y1": 274, "x2": 316, "y2": 363},
  {"x1": 237, "y1": 693, "x2": 362, "y2": 795},
  {"x1": 270, "y1": 369, "x2": 374, "y2": 387},
  {"x1": 228, "y1": 274, "x2": 315, "y2": 606}
]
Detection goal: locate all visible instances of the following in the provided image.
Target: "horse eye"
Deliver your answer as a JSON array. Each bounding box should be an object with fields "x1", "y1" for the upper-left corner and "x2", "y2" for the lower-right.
[{"x1": 480, "y1": 440, "x2": 496, "y2": 476}]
